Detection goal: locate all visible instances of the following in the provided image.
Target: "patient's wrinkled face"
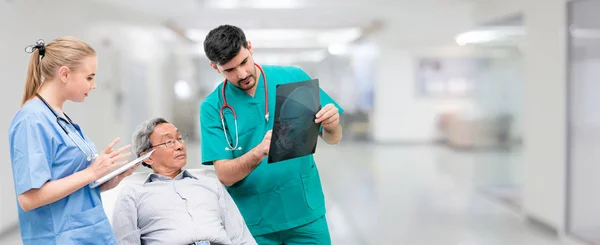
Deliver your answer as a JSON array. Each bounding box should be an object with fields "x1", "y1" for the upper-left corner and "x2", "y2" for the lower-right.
[{"x1": 148, "y1": 123, "x2": 187, "y2": 171}]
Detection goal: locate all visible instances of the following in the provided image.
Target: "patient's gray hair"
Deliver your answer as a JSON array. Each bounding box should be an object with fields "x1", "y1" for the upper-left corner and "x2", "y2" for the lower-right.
[{"x1": 132, "y1": 117, "x2": 169, "y2": 168}]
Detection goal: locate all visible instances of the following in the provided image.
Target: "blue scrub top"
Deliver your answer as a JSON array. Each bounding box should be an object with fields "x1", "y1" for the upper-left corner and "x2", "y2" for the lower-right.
[
  {"x1": 8, "y1": 99, "x2": 117, "y2": 245},
  {"x1": 200, "y1": 65, "x2": 344, "y2": 236}
]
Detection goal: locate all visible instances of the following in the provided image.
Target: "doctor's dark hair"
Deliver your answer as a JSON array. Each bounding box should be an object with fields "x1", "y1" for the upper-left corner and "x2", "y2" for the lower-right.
[
  {"x1": 22, "y1": 36, "x2": 96, "y2": 106},
  {"x1": 132, "y1": 117, "x2": 169, "y2": 169},
  {"x1": 203, "y1": 24, "x2": 248, "y2": 65}
]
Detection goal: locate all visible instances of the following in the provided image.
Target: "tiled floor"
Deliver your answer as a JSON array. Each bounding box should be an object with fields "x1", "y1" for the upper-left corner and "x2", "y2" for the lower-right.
[{"x1": 0, "y1": 142, "x2": 572, "y2": 245}]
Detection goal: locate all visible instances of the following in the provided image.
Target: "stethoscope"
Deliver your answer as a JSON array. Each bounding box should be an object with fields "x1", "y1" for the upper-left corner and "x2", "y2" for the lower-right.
[
  {"x1": 36, "y1": 94, "x2": 98, "y2": 161},
  {"x1": 220, "y1": 63, "x2": 268, "y2": 151}
]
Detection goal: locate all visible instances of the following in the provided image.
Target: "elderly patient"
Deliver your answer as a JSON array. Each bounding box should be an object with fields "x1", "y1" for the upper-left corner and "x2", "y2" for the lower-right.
[{"x1": 111, "y1": 117, "x2": 256, "y2": 245}]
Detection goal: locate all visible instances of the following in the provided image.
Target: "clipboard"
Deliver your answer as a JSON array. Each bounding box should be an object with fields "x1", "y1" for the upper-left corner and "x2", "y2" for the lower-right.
[
  {"x1": 89, "y1": 150, "x2": 154, "y2": 188},
  {"x1": 268, "y1": 79, "x2": 321, "y2": 163}
]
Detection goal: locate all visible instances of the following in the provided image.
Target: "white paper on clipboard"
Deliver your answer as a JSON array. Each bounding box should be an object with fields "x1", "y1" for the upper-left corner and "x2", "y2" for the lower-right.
[{"x1": 89, "y1": 150, "x2": 154, "y2": 188}]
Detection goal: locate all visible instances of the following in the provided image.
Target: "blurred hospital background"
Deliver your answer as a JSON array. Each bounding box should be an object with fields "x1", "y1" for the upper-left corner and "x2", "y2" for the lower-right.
[{"x1": 1, "y1": 0, "x2": 600, "y2": 244}]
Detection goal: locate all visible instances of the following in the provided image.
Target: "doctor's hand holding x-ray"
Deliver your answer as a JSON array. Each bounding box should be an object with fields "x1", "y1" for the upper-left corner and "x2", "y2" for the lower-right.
[
  {"x1": 315, "y1": 103, "x2": 342, "y2": 144},
  {"x1": 255, "y1": 130, "x2": 272, "y2": 157}
]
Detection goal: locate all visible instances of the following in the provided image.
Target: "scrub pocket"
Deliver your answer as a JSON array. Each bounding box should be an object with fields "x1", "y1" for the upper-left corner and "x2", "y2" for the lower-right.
[
  {"x1": 300, "y1": 164, "x2": 325, "y2": 211},
  {"x1": 232, "y1": 192, "x2": 263, "y2": 226},
  {"x1": 56, "y1": 205, "x2": 116, "y2": 245}
]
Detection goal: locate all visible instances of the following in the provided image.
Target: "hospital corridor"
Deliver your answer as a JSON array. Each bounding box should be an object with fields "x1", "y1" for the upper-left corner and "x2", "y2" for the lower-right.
[{"x1": 1, "y1": 0, "x2": 600, "y2": 244}]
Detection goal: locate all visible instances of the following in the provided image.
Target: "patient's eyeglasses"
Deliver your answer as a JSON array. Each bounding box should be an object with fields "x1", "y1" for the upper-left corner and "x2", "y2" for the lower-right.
[{"x1": 151, "y1": 134, "x2": 187, "y2": 149}]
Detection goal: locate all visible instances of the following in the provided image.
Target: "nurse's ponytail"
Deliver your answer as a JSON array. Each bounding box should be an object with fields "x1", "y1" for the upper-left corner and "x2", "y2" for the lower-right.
[
  {"x1": 22, "y1": 42, "x2": 43, "y2": 106},
  {"x1": 21, "y1": 37, "x2": 96, "y2": 106}
]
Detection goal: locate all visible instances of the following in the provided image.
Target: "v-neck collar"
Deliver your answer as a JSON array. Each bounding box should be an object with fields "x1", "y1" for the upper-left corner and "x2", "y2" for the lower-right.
[{"x1": 225, "y1": 69, "x2": 265, "y2": 105}]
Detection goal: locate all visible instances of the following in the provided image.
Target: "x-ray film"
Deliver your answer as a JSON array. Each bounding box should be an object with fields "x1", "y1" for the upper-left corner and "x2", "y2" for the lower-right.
[{"x1": 268, "y1": 79, "x2": 321, "y2": 163}]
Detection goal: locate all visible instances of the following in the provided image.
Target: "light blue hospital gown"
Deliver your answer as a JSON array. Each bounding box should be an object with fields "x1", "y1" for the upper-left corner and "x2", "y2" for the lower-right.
[{"x1": 8, "y1": 99, "x2": 117, "y2": 245}]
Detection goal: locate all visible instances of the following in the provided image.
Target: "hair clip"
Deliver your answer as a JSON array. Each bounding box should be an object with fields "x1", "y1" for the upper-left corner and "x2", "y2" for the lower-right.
[{"x1": 25, "y1": 39, "x2": 46, "y2": 57}]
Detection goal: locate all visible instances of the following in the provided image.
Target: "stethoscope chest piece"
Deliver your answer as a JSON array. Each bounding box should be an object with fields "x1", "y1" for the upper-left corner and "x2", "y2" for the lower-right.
[{"x1": 87, "y1": 154, "x2": 99, "y2": 162}]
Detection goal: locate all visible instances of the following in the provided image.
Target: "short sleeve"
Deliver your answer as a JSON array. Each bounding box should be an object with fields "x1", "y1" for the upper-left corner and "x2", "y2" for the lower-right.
[
  {"x1": 9, "y1": 115, "x2": 52, "y2": 196},
  {"x1": 200, "y1": 100, "x2": 234, "y2": 165}
]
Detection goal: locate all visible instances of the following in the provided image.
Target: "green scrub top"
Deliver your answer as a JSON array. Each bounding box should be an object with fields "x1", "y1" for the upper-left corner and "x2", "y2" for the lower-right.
[{"x1": 199, "y1": 64, "x2": 344, "y2": 236}]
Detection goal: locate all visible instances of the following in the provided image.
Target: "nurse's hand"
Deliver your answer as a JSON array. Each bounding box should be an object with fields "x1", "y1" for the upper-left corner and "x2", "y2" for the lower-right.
[
  {"x1": 315, "y1": 103, "x2": 340, "y2": 130},
  {"x1": 85, "y1": 138, "x2": 132, "y2": 182},
  {"x1": 99, "y1": 163, "x2": 140, "y2": 192}
]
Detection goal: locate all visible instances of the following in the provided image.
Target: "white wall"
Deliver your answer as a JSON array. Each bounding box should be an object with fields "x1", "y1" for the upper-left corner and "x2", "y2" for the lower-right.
[
  {"x1": 568, "y1": 59, "x2": 600, "y2": 233},
  {"x1": 372, "y1": 47, "x2": 474, "y2": 143},
  {"x1": 521, "y1": 0, "x2": 568, "y2": 232},
  {"x1": 568, "y1": 5, "x2": 600, "y2": 232}
]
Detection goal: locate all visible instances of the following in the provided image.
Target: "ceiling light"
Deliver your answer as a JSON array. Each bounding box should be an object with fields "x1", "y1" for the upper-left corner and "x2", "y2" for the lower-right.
[
  {"x1": 204, "y1": 0, "x2": 302, "y2": 9},
  {"x1": 185, "y1": 28, "x2": 362, "y2": 49},
  {"x1": 174, "y1": 80, "x2": 192, "y2": 100},
  {"x1": 455, "y1": 26, "x2": 525, "y2": 46},
  {"x1": 206, "y1": 0, "x2": 239, "y2": 9},
  {"x1": 456, "y1": 30, "x2": 500, "y2": 46},
  {"x1": 328, "y1": 44, "x2": 348, "y2": 55}
]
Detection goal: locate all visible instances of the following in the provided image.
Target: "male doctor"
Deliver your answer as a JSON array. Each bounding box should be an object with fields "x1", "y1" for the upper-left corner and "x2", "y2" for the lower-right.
[{"x1": 199, "y1": 24, "x2": 344, "y2": 245}]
